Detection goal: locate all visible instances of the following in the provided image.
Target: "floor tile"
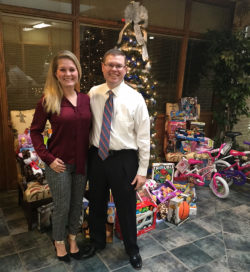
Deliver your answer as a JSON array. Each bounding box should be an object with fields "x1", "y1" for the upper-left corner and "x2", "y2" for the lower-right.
[
  {"x1": 35, "y1": 263, "x2": 68, "y2": 272},
  {"x1": 227, "y1": 249, "x2": 250, "y2": 272},
  {"x1": 7, "y1": 217, "x2": 28, "y2": 235},
  {"x1": 170, "y1": 243, "x2": 213, "y2": 270},
  {"x1": 137, "y1": 234, "x2": 166, "y2": 258},
  {"x1": 222, "y1": 217, "x2": 250, "y2": 236},
  {"x1": 230, "y1": 204, "x2": 250, "y2": 220},
  {"x1": 224, "y1": 232, "x2": 250, "y2": 251},
  {"x1": 114, "y1": 252, "x2": 190, "y2": 272},
  {"x1": 172, "y1": 221, "x2": 210, "y2": 242},
  {"x1": 151, "y1": 227, "x2": 190, "y2": 251},
  {"x1": 0, "y1": 217, "x2": 9, "y2": 237},
  {"x1": 3, "y1": 206, "x2": 25, "y2": 222},
  {"x1": 97, "y1": 242, "x2": 129, "y2": 270},
  {"x1": 12, "y1": 230, "x2": 51, "y2": 251},
  {"x1": 0, "y1": 236, "x2": 16, "y2": 257},
  {"x1": 194, "y1": 234, "x2": 226, "y2": 259},
  {"x1": 65, "y1": 255, "x2": 109, "y2": 272},
  {"x1": 19, "y1": 246, "x2": 59, "y2": 271},
  {"x1": 192, "y1": 256, "x2": 231, "y2": 272},
  {"x1": 192, "y1": 215, "x2": 222, "y2": 234},
  {"x1": 0, "y1": 253, "x2": 25, "y2": 272}
]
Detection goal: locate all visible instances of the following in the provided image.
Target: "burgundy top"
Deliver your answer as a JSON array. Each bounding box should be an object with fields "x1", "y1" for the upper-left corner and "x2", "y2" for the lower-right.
[{"x1": 30, "y1": 92, "x2": 91, "y2": 176}]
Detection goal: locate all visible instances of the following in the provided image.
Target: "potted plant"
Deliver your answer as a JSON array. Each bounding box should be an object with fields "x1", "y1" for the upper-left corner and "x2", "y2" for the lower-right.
[{"x1": 201, "y1": 30, "x2": 250, "y2": 145}]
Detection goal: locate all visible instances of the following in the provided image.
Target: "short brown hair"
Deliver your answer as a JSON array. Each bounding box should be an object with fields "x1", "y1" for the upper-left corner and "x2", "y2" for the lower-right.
[{"x1": 103, "y1": 48, "x2": 126, "y2": 63}]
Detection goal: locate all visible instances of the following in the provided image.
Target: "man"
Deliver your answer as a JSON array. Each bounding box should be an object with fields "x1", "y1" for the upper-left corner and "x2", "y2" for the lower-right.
[{"x1": 84, "y1": 48, "x2": 150, "y2": 270}]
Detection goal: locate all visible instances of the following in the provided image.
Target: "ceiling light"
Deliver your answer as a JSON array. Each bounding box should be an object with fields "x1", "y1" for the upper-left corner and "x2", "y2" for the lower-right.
[
  {"x1": 149, "y1": 36, "x2": 155, "y2": 40},
  {"x1": 23, "y1": 27, "x2": 33, "y2": 32},
  {"x1": 33, "y1": 23, "x2": 52, "y2": 29}
]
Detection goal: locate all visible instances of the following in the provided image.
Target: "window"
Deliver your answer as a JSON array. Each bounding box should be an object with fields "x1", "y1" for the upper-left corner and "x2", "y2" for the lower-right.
[{"x1": 2, "y1": 14, "x2": 72, "y2": 111}]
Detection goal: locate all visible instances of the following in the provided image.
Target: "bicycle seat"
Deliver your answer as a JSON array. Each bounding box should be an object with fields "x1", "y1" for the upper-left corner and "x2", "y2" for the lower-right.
[
  {"x1": 225, "y1": 131, "x2": 242, "y2": 139},
  {"x1": 188, "y1": 159, "x2": 203, "y2": 165},
  {"x1": 229, "y1": 149, "x2": 246, "y2": 156}
]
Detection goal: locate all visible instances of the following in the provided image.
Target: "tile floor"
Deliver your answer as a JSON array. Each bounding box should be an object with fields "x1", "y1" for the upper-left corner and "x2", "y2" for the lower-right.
[{"x1": 0, "y1": 183, "x2": 250, "y2": 272}]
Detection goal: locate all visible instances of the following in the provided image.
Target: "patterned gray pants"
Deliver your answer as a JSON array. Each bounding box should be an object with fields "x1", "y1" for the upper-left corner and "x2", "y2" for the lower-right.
[{"x1": 45, "y1": 164, "x2": 86, "y2": 241}]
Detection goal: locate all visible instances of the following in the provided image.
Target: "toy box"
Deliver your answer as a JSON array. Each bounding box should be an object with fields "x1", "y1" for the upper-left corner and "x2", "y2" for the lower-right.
[
  {"x1": 180, "y1": 97, "x2": 199, "y2": 120},
  {"x1": 152, "y1": 163, "x2": 175, "y2": 183},
  {"x1": 151, "y1": 180, "x2": 180, "y2": 204},
  {"x1": 166, "y1": 121, "x2": 186, "y2": 140},
  {"x1": 167, "y1": 196, "x2": 190, "y2": 225},
  {"x1": 115, "y1": 193, "x2": 157, "y2": 239}
]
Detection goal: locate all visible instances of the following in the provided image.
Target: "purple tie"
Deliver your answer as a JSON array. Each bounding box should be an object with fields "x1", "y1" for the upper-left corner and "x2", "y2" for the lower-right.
[{"x1": 98, "y1": 90, "x2": 114, "y2": 160}]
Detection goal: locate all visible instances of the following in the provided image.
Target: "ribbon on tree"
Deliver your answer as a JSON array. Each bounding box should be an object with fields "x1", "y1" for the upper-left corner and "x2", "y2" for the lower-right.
[{"x1": 117, "y1": 1, "x2": 149, "y2": 61}]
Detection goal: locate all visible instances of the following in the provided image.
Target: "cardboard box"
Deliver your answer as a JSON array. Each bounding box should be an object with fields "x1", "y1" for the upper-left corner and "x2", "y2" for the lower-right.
[{"x1": 165, "y1": 102, "x2": 200, "y2": 119}]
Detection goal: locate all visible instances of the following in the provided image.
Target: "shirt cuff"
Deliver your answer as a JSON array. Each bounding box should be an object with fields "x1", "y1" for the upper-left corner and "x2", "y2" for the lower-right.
[{"x1": 137, "y1": 166, "x2": 148, "y2": 177}]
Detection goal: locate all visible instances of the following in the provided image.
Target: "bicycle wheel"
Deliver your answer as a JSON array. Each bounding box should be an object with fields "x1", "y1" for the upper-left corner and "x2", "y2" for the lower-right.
[
  {"x1": 215, "y1": 160, "x2": 234, "y2": 186},
  {"x1": 209, "y1": 176, "x2": 229, "y2": 199}
]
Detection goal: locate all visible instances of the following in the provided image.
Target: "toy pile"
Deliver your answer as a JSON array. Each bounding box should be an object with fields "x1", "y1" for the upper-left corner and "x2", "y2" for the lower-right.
[
  {"x1": 164, "y1": 97, "x2": 213, "y2": 163},
  {"x1": 142, "y1": 163, "x2": 197, "y2": 226},
  {"x1": 16, "y1": 128, "x2": 51, "y2": 202}
]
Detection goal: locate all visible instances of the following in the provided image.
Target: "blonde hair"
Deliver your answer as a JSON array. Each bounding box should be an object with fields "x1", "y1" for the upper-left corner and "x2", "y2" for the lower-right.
[{"x1": 43, "y1": 50, "x2": 82, "y2": 115}]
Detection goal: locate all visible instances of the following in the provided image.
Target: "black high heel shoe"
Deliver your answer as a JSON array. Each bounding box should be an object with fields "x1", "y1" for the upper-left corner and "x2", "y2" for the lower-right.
[
  {"x1": 68, "y1": 235, "x2": 82, "y2": 260},
  {"x1": 53, "y1": 240, "x2": 70, "y2": 263}
]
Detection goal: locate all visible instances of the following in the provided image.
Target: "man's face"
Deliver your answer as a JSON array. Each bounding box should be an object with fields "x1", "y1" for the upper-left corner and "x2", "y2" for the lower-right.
[{"x1": 102, "y1": 54, "x2": 127, "y2": 89}]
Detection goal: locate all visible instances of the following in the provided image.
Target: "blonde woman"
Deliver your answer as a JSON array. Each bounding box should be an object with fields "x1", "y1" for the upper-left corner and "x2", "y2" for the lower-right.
[{"x1": 30, "y1": 50, "x2": 91, "y2": 262}]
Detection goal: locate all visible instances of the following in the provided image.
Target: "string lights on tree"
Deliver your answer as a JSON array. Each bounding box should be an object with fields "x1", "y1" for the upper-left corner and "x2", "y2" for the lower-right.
[{"x1": 116, "y1": 0, "x2": 161, "y2": 165}]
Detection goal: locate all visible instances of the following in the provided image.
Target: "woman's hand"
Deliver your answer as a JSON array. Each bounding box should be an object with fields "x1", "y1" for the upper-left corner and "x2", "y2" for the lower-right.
[{"x1": 50, "y1": 158, "x2": 66, "y2": 173}]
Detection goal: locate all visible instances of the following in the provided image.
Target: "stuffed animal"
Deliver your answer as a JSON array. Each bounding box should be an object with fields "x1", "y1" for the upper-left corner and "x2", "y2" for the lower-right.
[{"x1": 18, "y1": 150, "x2": 44, "y2": 184}]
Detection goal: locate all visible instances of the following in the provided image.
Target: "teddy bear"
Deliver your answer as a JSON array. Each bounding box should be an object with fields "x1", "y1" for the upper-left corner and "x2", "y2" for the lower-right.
[{"x1": 18, "y1": 149, "x2": 45, "y2": 185}]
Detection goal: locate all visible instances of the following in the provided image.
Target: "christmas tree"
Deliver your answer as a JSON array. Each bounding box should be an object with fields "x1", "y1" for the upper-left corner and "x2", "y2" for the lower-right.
[{"x1": 116, "y1": 1, "x2": 161, "y2": 166}]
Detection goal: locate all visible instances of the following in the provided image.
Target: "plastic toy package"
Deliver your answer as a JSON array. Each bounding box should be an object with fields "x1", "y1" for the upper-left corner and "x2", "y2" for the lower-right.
[
  {"x1": 180, "y1": 97, "x2": 198, "y2": 120},
  {"x1": 152, "y1": 163, "x2": 175, "y2": 183}
]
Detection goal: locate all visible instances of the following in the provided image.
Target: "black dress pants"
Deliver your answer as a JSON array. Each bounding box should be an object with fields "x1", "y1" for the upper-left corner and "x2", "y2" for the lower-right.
[{"x1": 88, "y1": 146, "x2": 139, "y2": 256}]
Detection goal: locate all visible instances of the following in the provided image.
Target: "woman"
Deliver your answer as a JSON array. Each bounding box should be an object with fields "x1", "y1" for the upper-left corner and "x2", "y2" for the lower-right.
[{"x1": 30, "y1": 50, "x2": 91, "y2": 262}]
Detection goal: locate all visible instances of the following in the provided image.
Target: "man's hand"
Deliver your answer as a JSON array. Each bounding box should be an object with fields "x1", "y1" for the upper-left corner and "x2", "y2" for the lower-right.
[
  {"x1": 49, "y1": 158, "x2": 66, "y2": 173},
  {"x1": 131, "y1": 175, "x2": 146, "y2": 191}
]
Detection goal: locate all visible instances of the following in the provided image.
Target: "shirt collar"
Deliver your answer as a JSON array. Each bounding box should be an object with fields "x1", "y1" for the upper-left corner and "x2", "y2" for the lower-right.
[{"x1": 105, "y1": 81, "x2": 125, "y2": 97}]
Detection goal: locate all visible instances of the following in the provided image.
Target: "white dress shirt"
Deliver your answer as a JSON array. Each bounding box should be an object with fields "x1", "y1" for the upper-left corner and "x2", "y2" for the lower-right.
[{"x1": 88, "y1": 81, "x2": 150, "y2": 176}]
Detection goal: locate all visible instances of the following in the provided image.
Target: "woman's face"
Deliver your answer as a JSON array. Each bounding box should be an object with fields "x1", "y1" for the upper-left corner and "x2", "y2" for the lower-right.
[{"x1": 55, "y1": 58, "x2": 78, "y2": 90}]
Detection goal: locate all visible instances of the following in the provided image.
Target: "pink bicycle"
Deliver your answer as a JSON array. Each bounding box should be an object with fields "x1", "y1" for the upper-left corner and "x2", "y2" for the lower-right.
[
  {"x1": 215, "y1": 144, "x2": 250, "y2": 186},
  {"x1": 174, "y1": 144, "x2": 229, "y2": 199}
]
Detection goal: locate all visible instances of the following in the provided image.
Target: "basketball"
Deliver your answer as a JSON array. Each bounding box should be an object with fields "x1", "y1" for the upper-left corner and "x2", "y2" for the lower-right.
[{"x1": 178, "y1": 201, "x2": 190, "y2": 220}]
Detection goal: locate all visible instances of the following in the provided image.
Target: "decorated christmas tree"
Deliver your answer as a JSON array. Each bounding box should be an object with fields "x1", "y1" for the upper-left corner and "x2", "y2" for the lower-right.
[{"x1": 116, "y1": 1, "x2": 161, "y2": 166}]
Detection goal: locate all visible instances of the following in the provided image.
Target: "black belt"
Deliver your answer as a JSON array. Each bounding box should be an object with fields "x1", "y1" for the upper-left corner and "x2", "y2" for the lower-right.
[{"x1": 91, "y1": 146, "x2": 136, "y2": 157}]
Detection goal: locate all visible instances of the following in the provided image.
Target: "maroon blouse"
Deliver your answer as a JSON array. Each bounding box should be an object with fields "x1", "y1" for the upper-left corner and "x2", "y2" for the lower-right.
[{"x1": 30, "y1": 92, "x2": 91, "y2": 176}]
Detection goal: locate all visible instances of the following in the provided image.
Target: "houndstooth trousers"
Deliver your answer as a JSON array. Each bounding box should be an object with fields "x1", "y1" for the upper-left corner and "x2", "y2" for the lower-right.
[{"x1": 45, "y1": 164, "x2": 86, "y2": 241}]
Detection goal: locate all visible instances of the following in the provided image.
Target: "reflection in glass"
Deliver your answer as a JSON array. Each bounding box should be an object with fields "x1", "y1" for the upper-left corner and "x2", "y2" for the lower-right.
[
  {"x1": 2, "y1": 15, "x2": 72, "y2": 111},
  {"x1": 0, "y1": 0, "x2": 72, "y2": 14}
]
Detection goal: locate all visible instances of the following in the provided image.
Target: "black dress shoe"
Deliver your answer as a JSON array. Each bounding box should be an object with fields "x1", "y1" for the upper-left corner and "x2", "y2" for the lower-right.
[{"x1": 129, "y1": 253, "x2": 142, "y2": 270}]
